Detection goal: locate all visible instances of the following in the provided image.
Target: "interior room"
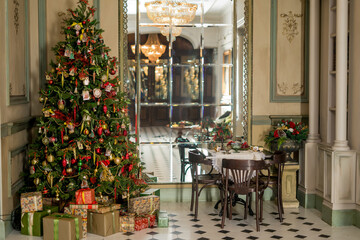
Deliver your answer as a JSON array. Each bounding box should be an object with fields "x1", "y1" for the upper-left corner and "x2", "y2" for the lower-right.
[{"x1": 1, "y1": 0, "x2": 360, "y2": 239}]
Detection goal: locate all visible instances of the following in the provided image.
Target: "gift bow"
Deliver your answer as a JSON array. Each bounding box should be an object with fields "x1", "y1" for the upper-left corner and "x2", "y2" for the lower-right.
[
  {"x1": 21, "y1": 212, "x2": 34, "y2": 236},
  {"x1": 53, "y1": 214, "x2": 80, "y2": 240}
]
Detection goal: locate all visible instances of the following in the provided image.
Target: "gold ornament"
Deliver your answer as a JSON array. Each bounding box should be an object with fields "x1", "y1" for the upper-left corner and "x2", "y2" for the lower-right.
[
  {"x1": 42, "y1": 161, "x2": 47, "y2": 167},
  {"x1": 114, "y1": 157, "x2": 121, "y2": 165},
  {"x1": 33, "y1": 178, "x2": 40, "y2": 185},
  {"x1": 31, "y1": 158, "x2": 39, "y2": 165},
  {"x1": 114, "y1": 139, "x2": 118, "y2": 145},
  {"x1": 55, "y1": 189, "x2": 60, "y2": 201},
  {"x1": 83, "y1": 129, "x2": 89, "y2": 135},
  {"x1": 99, "y1": 162, "x2": 115, "y2": 182},
  {"x1": 102, "y1": 124, "x2": 108, "y2": 130},
  {"x1": 66, "y1": 168, "x2": 73, "y2": 174},
  {"x1": 106, "y1": 113, "x2": 111, "y2": 118},
  {"x1": 47, "y1": 154, "x2": 55, "y2": 163},
  {"x1": 58, "y1": 103, "x2": 65, "y2": 110},
  {"x1": 47, "y1": 173, "x2": 54, "y2": 187},
  {"x1": 39, "y1": 97, "x2": 44, "y2": 102},
  {"x1": 63, "y1": 135, "x2": 69, "y2": 141},
  {"x1": 110, "y1": 154, "x2": 115, "y2": 160}
]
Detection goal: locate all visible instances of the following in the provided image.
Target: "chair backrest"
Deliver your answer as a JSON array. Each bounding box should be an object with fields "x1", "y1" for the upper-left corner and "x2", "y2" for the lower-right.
[
  {"x1": 188, "y1": 150, "x2": 212, "y2": 165},
  {"x1": 272, "y1": 151, "x2": 286, "y2": 164},
  {"x1": 222, "y1": 159, "x2": 266, "y2": 193},
  {"x1": 179, "y1": 143, "x2": 198, "y2": 161}
]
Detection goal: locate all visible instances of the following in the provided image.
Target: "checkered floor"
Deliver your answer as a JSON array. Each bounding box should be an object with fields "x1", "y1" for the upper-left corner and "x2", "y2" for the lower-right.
[{"x1": 8, "y1": 201, "x2": 360, "y2": 239}]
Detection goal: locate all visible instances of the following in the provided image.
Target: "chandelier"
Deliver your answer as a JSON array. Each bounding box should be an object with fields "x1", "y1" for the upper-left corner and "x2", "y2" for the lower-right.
[
  {"x1": 131, "y1": 34, "x2": 166, "y2": 63},
  {"x1": 145, "y1": 0, "x2": 198, "y2": 37}
]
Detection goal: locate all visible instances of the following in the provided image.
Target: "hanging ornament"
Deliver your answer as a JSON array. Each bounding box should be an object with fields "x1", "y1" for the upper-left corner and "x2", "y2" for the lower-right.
[
  {"x1": 58, "y1": 100, "x2": 65, "y2": 110},
  {"x1": 66, "y1": 168, "x2": 73, "y2": 174},
  {"x1": 97, "y1": 127, "x2": 103, "y2": 135},
  {"x1": 105, "y1": 149, "x2": 111, "y2": 157},
  {"x1": 76, "y1": 30, "x2": 80, "y2": 36},
  {"x1": 63, "y1": 135, "x2": 69, "y2": 141},
  {"x1": 83, "y1": 77, "x2": 90, "y2": 86},
  {"x1": 106, "y1": 113, "x2": 111, "y2": 118},
  {"x1": 69, "y1": 66, "x2": 76, "y2": 76},
  {"x1": 104, "y1": 130, "x2": 111, "y2": 136},
  {"x1": 49, "y1": 136, "x2": 56, "y2": 143},
  {"x1": 99, "y1": 162, "x2": 115, "y2": 182},
  {"x1": 43, "y1": 110, "x2": 50, "y2": 118},
  {"x1": 123, "y1": 130, "x2": 128, "y2": 137},
  {"x1": 47, "y1": 173, "x2": 54, "y2": 187},
  {"x1": 110, "y1": 69, "x2": 116, "y2": 75},
  {"x1": 71, "y1": 158, "x2": 76, "y2": 164},
  {"x1": 55, "y1": 189, "x2": 60, "y2": 201},
  {"x1": 93, "y1": 88, "x2": 102, "y2": 98},
  {"x1": 70, "y1": 51, "x2": 75, "y2": 59},
  {"x1": 105, "y1": 84, "x2": 112, "y2": 92},
  {"x1": 83, "y1": 128, "x2": 89, "y2": 135},
  {"x1": 114, "y1": 157, "x2": 121, "y2": 165},
  {"x1": 82, "y1": 90, "x2": 90, "y2": 101},
  {"x1": 81, "y1": 180, "x2": 89, "y2": 188},
  {"x1": 89, "y1": 131, "x2": 95, "y2": 138},
  {"x1": 78, "y1": 160, "x2": 83, "y2": 171},
  {"x1": 101, "y1": 75, "x2": 107, "y2": 82},
  {"x1": 77, "y1": 141, "x2": 84, "y2": 150},
  {"x1": 67, "y1": 182, "x2": 75, "y2": 191},
  {"x1": 77, "y1": 39, "x2": 81, "y2": 45},
  {"x1": 64, "y1": 48, "x2": 71, "y2": 57},
  {"x1": 96, "y1": 148, "x2": 101, "y2": 154},
  {"x1": 47, "y1": 154, "x2": 55, "y2": 163},
  {"x1": 34, "y1": 178, "x2": 40, "y2": 186},
  {"x1": 62, "y1": 159, "x2": 67, "y2": 167},
  {"x1": 101, "y1": 123, "x2": 108, "y2": 130},
  {"x1": 99, "y1": 138, "x2": 104, "y2": 143},
  {"x1": 67, "y1": 123, "x2": 75, "y2": 134},
  {"x1": 29, "y1": 166, "x2": 35, "y2": 175},
  {"x1": 42, "y1": 161, "x2": 47, "y2": 167},
  {"x1": 39, "y1": 96, "x2": 44, "y2": 102},
  {"x1": 103, "y1": 105, "x2": 108, "y2": 114},
  {"x1": 114, "y1": 139, "x2": 118, "y2": 145},
  {"x1": 31, "y1": 158, "x2": 39, "y2": 165}
]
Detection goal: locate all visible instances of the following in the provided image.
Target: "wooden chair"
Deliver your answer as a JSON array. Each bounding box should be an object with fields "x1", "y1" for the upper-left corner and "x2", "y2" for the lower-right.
[
  {"x1": 261, "y1": 151, "x2": 287, "y2": 222},
  {"x1": 177, "y1": 137, "x2": 197, "y2": 182},
  {"x1": 189, "y1": 150, "x2": 222, "y2": 219},
  {"x1": 221, "y1": 159, "x2": 270, "y2": 232}
]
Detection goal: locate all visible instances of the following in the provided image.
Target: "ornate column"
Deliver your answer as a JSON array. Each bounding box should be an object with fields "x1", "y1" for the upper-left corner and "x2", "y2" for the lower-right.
[
  {"x1": 299, "y1": 0, "x2": 320, "y2": 208},
  {"x1": 333, "y1": 0, "x2": 349, "y2": 150}
]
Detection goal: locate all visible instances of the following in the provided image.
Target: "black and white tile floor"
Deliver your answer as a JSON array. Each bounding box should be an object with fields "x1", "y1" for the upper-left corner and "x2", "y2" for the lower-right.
[{"x1": 8, "y1": 201, "x2": 360, "y2": 240}]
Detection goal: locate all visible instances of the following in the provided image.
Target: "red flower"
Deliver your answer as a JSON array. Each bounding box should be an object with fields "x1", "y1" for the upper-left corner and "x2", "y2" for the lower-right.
[
  {"x1": 289, "y1": 121, "x2": 296, "y2": 129},
  {"x1": 292, "y1": 130, "x2": 299, "y2": 135},
  {"x1": 274, "y1": 130, "x2": 279, "y2": 138}
]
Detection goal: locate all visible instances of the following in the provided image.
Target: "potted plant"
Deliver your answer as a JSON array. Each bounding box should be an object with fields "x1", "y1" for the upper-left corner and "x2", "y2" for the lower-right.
[
  {"x1": 264, "y1": 120, "x2": 308, "y2": 161},
  {"x1": 211, "y1": 114, "x2": 232, "y2": 150}
]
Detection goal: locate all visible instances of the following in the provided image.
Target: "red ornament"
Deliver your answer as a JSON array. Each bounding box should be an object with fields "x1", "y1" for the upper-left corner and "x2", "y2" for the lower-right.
[
  {"x1": 48, "y1": 80, "x2": 53, "y2": 85},
  {"x1": 62, "y1": 159, "x2": 67, "y2": 167},
  {"x1": 97, "y1": 127, "x2": 103, "y2": 135},
  {"x1": 105, "y1": 130, "x2": 110, "y2": 136},
  {"x1": 123, "y1": 130, "x2": 127, "y2": 136},
  {"x1": 50, "y1": 136, "x2": 56, "y2": 143},
  {"x1": 125, "y1": 153, "x2": 129, "y2": 159},
  {"x1": 82, "y1": 21, "x2": 86, "y2": 24},
  {"x1": 99, "y1": 138, "x2": 104, "y2": 143},
  {"x1": 96, "y1": 148, "x2": 101, "y2": 154},
  {"x1": 62, "y1": 169, "x2": 67, "y2": 176},
  {"x1": 110, "y1": 69, "x2": 116, "y2": 75},
  {"x1": 67, "y1": 27, "x2": 70, "y2": 30},
  {"x1": 90, "y1": 177, "x2": 96, "y2": 184},
  {"x1": 71, "y1": 158, "x2": 76, "y2": 164},
  {"x1": 103, "y1": 105, "x2": 108, "y2": 114},
  {"x1": 87, "y1": 19, "x2": 90, "y2": 22},
  {"x1": 129, "y1": 164, "x2": 133, "y2": 171}
]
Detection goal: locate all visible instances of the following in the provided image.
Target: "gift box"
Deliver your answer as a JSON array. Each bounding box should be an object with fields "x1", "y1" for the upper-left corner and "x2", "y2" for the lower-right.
[
  {"x1": 119, "y1": 213, "x2": 135, "y2": 232},
  {"x1": 75, "y1": 188, "x2": 95, "y2": 205},
  {"x1": 88, "y1": 210, "x2": 119, "y2": 236},
  {"x1": 43, "y1": 198, "x2": 55, "y2": 206},
  {"x1": 88, "y1": 204, "x2": 121, "y2": 214},
  {"x1": 147, "y1": 214, "x2": 156, "y2": 227},
  {"x1": 129, "y1": 195, "x2": 160, "y2": 215},
  {"x1": 43, "y1": 213, "x2": 83, "y2": 240},
  {"x1": 21, "y1": 206, "x2": 58, "y2": 236},
  {"x1": 143, "y1": 173, "x2": 158, "y2": 183},
  {"x1": 69, "y1": 203, "x2": 98, "y2": 210},
  {"x1": 157, "y1": 211, "x2": 169, "y2": 228},
  {"x1": 140, "y1": 188, "x2": 160, "y2": 197},
  {"x1": 21, "y1": 192, "x2": 43, "y2": 213},
  {"x1": 95, "y1": 196, "x2": 114, "y2": 206},
  {"x1": 135, "y1": 216, "x2": 148, "y2": 231}
]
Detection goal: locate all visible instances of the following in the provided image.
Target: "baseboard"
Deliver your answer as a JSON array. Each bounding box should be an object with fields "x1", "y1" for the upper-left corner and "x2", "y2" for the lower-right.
[
  {"x1": 354, "y1": 209, "x2": 360, "y2": 228},
  {"x1": 0, "y1": 215, "x2": 13, "y2": 240},
  {"x1": 315, "y1": 194, "x2": 323, "y2": 212},
  {"x1": 297, "y1": 188, "x2": 316, "y2": 208},
  {"x1": 322, "y1": 204, "x2": 355, "y2": 227}
]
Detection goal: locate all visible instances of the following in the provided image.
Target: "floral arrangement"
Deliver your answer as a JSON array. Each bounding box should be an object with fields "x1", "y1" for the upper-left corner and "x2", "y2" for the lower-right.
[
  {"x1": 264, "y1": 120, "x2": 309, "y2": 149},
  {"x1": 211, "y1": 114, "x2": 232, "y2": 143}
]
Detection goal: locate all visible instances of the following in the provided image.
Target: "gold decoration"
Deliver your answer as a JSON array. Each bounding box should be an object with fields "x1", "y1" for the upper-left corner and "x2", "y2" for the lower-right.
[
  {"x1": 66, "y1": 168, "x2": 73, "y2": 174},
  {"x1": 55, "y1": 189, "x2": 60, "y2": 201},
  {"x1": 280, "y1": 11, "x2": 303, "y2": 43},
  {"x1": 63, "y1": 135, "x2": 69, "y2": 141},
  {"x1": 114, "y1": 157, "x2": 121, "y2": 165},
  {"x1": 83, "y1": 128, "x2": 89, "y2": 135},
  {"x1": 34, "y1": 178, "x2": 40, "y2": 185},
  {"x1": 31, "y1": 158, "x2": 39, "y2": 165},
  {"x1": 42, "y1": 161, "x2": 47, "y2": 167},
  {"x1": 47, "y1": 173, "x2": 54, "y2": 187},
  {"x1": 47, "y1": 154, "x2": 55, "y2": 163},
  {"x1": 99, "y1": 162, "x2": 115, "y2": 182}
]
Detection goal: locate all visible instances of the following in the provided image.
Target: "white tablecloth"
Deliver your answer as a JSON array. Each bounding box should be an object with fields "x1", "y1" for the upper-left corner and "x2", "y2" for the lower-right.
[{"x1": 207, "y1": 150, "x2": 265, "y2": 180}]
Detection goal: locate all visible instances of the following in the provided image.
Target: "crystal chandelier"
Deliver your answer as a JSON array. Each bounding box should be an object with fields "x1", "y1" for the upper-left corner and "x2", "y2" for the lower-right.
[
  {"x1": 145, "y1": 0, "x2": 198, "y2": 37},
  {"x1": 131, "y1": 34, "x2": 166, "y2": 63}
]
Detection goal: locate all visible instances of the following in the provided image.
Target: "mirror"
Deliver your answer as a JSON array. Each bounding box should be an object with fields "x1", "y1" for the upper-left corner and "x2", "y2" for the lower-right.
[{"x1": 124, "y1": 0, "x2": 251, "y2": 183}]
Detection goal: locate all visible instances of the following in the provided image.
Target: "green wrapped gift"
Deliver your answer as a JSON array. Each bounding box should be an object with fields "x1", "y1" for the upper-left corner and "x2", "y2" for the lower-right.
[
  {"x1": 21, "y1": 206, "x2": 59, "y2": 236},
  {"x1": 157, "y1": 211, "x2": 168, "y2": 228},
  {"x1": 140, "y1": 188, "x2": 160, "y2": 197}
]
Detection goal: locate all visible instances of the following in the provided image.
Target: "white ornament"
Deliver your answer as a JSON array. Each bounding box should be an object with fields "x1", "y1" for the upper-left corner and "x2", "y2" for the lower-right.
[
  {"x1": 82, "y1": 90, "x2": 90, "y2": 101},
  {"x1": 83, "y1": 77, "x2": 90, "y2": 86},
  {"x1": 93, "y1": 88, "x2": 102, "y2": 98}
]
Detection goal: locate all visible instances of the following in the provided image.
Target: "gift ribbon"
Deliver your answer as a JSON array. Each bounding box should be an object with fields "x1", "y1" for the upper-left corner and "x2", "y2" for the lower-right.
[
  {"x1": 21, "y1": 212, "x2": 34, "y2": 236},
  {"x1": 53, "y1": 214, "x2": 79, "y2": 240}
]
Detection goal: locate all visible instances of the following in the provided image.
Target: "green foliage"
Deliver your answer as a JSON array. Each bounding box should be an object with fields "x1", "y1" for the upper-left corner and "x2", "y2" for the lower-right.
[{"x1": 22, "y1": 0, "x2": 147, "y2": 202}]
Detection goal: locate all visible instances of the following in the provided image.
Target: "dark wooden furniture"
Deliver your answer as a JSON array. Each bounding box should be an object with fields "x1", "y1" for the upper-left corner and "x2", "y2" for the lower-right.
[
  {"x1": 221, "y1": 159, "x2": 270, "y2": 232},
  {"x1": 261, "y1": 151, "x2": 287, "y2": 222},
  {"x1": 178, "y1": 139, "x2": 198, "y2": 182},
  {"x1": 189, "y1": 150, "x2": 222, "y2": 219}
]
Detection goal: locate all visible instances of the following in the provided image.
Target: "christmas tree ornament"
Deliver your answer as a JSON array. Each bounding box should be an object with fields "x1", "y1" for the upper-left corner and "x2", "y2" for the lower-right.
[
  {"x1": 62, "y1": 159, "x2": 67, "y2": 167},
  {"x1": 99, "y1": 163, "x2": 114, "y2": 182},
  {"x1": 66, "y1": 167, "x2": 73, "y2": 174},
  {"x1": 101, "y1": 75, "x2": 107, "y2": 82},
  {"x1": 97, "y1": 127, "x2": 103, "y2": 135},
  {"x1": 106, "y1": 113, "x2": 111, "y2": 118},
  {"x1": 114, "y1": 139, "x2": 118, "y2": 145},
  {"x1": 89, "y1": 131, "x2": 95, "y2": 138},
  {"x1": 110, "y1": 69, "x2": 116, "y2": 75},
  {"x1": 105, "y1": 149, "x2": 111, "y2": 156},
  {"x1": 64, "y1": 48, "x2": 70, "y2": 57},
  {"x1": 34, "y1": 178, "x2": 40, "y2": 186},
  {"x1": 82, "y1": 90, "x2": 90, "y2": 100},
  {"x1": 49, "y1": 136, "x2": 56, "y2": 143},
  {"x1": 78, "y1": 160, "x2": 83, "y2": 171},
  {"x1": 77, "y1": 141, "x2": 84, "y2": 149},
  {"x1": 71, "y1": 158, "x2": 76, "y2": 164},
  {"x1": 42, "y1": 161, "x2": 47, "y2": 167},
  {"x1": 31, "y1": 158, "x2": 39, "y2": 165},
  {"x1": 46, "y1": 74, "x2": 51, "y2": 80},
  {"x1": 39, "y1": 97, "x2": 44, "y2": 102},
  {"x1": 96, "y1": 148, "x2": 101, "y2": 154},
  {"x1": 55, "y1": 189, "x2": 60, "y2": 201},
  {"x1": 30, "y1": 166, "x2": 35, "y2": 174},
  {"x1": 47, "y1": 173, "x2": 54, "y2": 187},
  {"x1": 123, "y1": 130, "x2": 128, "y2": 136},
  {"x1": 105, "y1": 84, "x2": 112, "y2": 92},
  {"x1": 47, "y1": 154, "x2": 55, "y2": 163},
  {"x1": 104, "y1": 130, "x2": 110, "y2": 136},
  {"x1": 101, "y1": 123, "x2": 108, "y2": 130},
  {"x1": 99, "y1": 138, "x2": 104, "y2": 143},
  {"x1": 63, "y1": 135, "x2": 69, "y2": 141},
  {"x1": 93, "y1": 88, "x2": 102, "y2": 98},
  {"x1": 114, "y1": 157, "x2": 121, "y2": 165},
  {"x1": 48, "y1": 80, "x2": 53, "y2": 85},
  {"x1": 67, "y1": 182, "x2": 75, "y2": 190},
  {"x1": 77, "y1": 39, "x2": 81, "y2": 45},
  {"x1": 103, "y1": 105, "x2": 108, "y2": 114},
  {"x1": 83, "y1": 77, "x2": 90, "y2": 85},
  {"x1": 58, "y1": 100, "x2": 65, "y2": 110}
]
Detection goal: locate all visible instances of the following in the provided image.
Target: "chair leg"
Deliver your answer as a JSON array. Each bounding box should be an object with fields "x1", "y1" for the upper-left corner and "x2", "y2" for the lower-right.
[
  {"x1": 280, "y1": 183, "x2": 284, "y2": 214},
  {"x1": 195, "y1": 182, "x2": 199, "y2": 219},
  {"x1": 244, "y1": 193, "x2": 249, "y2": 220},
  {"x1": 277, "y1": 184, "x2": 283, "y2": 222},
  {"x1": 229, "y1": 192, "x2": 233, "y2": 220},
  {"x1": 190, "y1": 182, "x2": 195, "y2": 212},
  {"x1": 221, "y1": 190, "x2": 227, "y2": 228},
  {"x1": 260, "y1": 192, "x2": 264, "y2": 222},
  {"x1": 255, "y1": 192, "x2": 260, "y2": 232}
]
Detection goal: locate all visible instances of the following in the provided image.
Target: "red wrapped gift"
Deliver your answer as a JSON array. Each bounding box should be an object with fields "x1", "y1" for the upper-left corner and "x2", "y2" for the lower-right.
[
  {"x1": 135, "y1": 217, "x2": 148, "y2": 231},
  {"x1": 75, "y1": 188, "x2": 95, "y2": 205},
  {"x1": 147, "y1": 214, "x2": 156, "y2": 227}
]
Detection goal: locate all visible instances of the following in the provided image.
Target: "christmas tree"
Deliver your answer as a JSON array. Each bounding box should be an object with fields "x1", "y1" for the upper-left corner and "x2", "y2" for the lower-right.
[{"x1": 24, "y1": 0, "x2": 146, "y2": 201}]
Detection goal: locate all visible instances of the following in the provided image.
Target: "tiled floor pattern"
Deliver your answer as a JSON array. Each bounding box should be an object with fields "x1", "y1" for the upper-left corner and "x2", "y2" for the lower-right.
[{"x1": 7, "y1": 201, "x2": 360, "y2": 240}]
